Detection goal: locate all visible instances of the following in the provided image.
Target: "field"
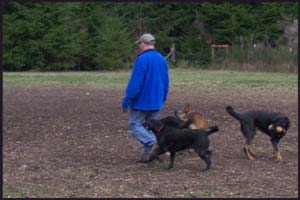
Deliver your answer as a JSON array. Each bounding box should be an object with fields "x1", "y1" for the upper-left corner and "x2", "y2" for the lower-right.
[{"x1": 3, "y1": 69, "x2": 298, "y2": 198}]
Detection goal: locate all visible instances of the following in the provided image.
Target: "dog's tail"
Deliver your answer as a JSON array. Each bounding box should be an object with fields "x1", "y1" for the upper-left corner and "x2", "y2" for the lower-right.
[
  {"x1": 225, "y1": 106, "x2": 242, "y2": 121},
  {"x1": 207, "y1": 126, "x2": 219, "y2": 135}
]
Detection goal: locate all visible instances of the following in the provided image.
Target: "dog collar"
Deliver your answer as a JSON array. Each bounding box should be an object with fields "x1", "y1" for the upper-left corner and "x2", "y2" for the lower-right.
[{"x1": 156, "y1": 124, "x2": 165, "y2": 134}]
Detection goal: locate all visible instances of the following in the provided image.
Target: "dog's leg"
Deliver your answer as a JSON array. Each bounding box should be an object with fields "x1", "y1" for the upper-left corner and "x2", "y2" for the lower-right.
[
  {"x1": 273, "y1": 149, "x2": 283, "y2": 161},
  {"x1": 271, "y1": 138, "x2": 283, "y2": 161},
  {"x1": 248, "y1": 147, "x2": 256, "y2": 157},
  {"x1": 248, "y1": 144, "x2": 255, "y2": 157},
  {"x1": 241, "y1": 124, "x2": 256, "y2": 160},
  {"x1": 198, "y1": 150, "x2": 211, "y2": 171},
  {"x1": 148, "y1": 145, "x2": 165, "y2": 163},
  {"x1": 243, "y1": 145, "x2": 255, "y2": 160},
  {"x1": 207, "y1": 149, "x2": 213, "y2": 158},
  {"x1": 165, "y1": 152, "x2": 175, "y2": 169},
  {"x1": 187, "y1": 125, "x2": 196, "y2": 155}
]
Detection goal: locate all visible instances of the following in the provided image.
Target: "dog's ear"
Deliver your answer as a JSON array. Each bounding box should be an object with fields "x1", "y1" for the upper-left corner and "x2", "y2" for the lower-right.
[
  {"x1": 272, "y1": 115, "x2": 290, "y2": 134},
  {"x1": 145, "y1": 119, "x2": 162, "y2": 132},
  {"x1": 268, "y1": 124, "x2": 274, "y2": 131},
  {"x1": 144, "y1": 119, "x2": 154, "y2": 128},
  {"x1": 183, "y1": 103, "x2": 192, "y2": 114},
  {"x1": 143, "y1": 121, "x2": 150, "y2": 129},
  {"x1": 174, "y1": 109, "x2": 185, "y2": 120}
]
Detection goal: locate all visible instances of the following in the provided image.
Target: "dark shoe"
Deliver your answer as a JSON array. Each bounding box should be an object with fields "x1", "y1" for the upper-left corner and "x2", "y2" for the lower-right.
[
  {"x1": 139, "y1": 143, "x2": 157, "y2": 163},
  {"x1": 137, "y1": 158, "x2": 150, "y2": 163}
]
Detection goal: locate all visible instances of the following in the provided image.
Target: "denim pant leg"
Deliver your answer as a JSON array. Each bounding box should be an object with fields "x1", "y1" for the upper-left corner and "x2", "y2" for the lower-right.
[
  {"x1": 128, "y1": 110, "x2": 158, "y2": 147},
  {"x1": 128, "y1": 110, "x2": 161, "y2": 159},
  {"x1": 145, "y1": 110, "x2": 160, "y2": 121}
]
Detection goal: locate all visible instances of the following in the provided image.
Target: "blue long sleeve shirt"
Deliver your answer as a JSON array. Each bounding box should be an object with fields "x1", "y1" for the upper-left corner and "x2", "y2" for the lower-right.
[{"x1": 123, "y1": 49, "x2": 169, "y2": 111}]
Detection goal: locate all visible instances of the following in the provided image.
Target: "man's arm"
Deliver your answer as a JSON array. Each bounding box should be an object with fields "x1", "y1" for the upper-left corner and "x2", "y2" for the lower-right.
[{"x1": 122, "y1": 57, "x2": 145, "y2": 110}]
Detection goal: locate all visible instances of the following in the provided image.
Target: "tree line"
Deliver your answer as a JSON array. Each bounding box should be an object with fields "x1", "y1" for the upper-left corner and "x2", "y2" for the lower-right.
[{"x1": 3, "y1": 2, "x2": 298, "y2": 71}]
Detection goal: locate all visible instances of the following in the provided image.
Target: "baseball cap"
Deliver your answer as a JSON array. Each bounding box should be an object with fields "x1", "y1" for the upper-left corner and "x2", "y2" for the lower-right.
[{"x1": 135, "y1": 33, "x2": 156, "y2": 44}]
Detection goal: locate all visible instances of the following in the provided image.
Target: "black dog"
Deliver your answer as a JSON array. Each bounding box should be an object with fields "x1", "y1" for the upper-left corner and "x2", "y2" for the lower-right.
[
  {"x1": 158, "y1": 116, "x2": 197, "y2": 155},
  {"x1": 159, "y1": 115, "x2": 193, "y2": 129},
  {"x1": 225, "y1": 106, "x2": 290, "y2": 161},
  {"x1": 143, "y1": 119, "x2": 219, "y2": 171}
]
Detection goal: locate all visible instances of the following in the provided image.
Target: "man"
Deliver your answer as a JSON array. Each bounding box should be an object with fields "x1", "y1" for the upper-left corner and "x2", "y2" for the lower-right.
[{"x1": 122, "y1": 33, "x2": 169, "y2": 162}]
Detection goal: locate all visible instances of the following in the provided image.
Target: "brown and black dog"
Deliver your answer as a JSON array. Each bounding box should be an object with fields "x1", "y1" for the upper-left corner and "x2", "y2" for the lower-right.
[
  {"x1": 175, "y1": 103, "x2": 207, "y2": 130},
  {"x1": 226, "y1": 105, "x2": 290, "y2": 161}
]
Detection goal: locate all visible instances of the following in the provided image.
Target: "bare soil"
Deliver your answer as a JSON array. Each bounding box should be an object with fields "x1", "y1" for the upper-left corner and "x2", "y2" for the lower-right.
[{"x1": 3, "y1": 85, "x2": 298, "y2": 198}]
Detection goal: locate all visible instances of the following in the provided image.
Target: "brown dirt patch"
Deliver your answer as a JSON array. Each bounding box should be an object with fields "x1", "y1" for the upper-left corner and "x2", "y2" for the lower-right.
[{"x1": 3, "y1": 85, "x2": 298, "y2": 198}]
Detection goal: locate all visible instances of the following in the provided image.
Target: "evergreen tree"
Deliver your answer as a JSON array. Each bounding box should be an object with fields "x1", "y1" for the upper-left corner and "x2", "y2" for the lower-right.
[
  {"x1": 72, "y1": 3, "x2": 132, "y2": 70},
  {"x1": 3, "y1": 2, "x2": 298, "y2": 70},
  {"x1": 3, "y1": 3, "x2": 45, "y2": 70}
]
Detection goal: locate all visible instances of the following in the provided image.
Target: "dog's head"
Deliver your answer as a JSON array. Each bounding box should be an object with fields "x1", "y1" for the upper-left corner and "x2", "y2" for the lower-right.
[
  {"x1": 268, "y1": 115, "x2": 290, "y2": 135},
  {"x1": 174, "y1": 103, "x2": 192, "y2": 120},
  {"x1": 143, "y1": 119, "x2": 164, "y2": 135},
  {"x1": 160, "y1": 116, "x2": 194, "y2": 129}
]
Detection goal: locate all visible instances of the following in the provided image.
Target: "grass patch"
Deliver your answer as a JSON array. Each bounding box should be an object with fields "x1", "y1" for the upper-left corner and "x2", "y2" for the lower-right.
[
  {"x1": 170, "y1": 69, "x2": 297, "y2": 89},
  {"x1": 3, "y1": 69, "x2": 297, "y2": 89},
  {"x1": 3, "y1": 71, "x2": 129, "y2": 88}
]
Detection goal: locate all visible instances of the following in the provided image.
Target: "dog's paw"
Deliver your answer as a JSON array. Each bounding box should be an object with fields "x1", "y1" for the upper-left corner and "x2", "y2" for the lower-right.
[
  {"x1": 243, "y1": 147, "x2": 255, "y2": 160},
  {"x1": 275, "y1": 157, "x2": 283, "y2": 162},
  {"x1": 200, "y1": 167, "x2": 210, "y2": 172},
  {"x1": 248, "y1": 149, "x2": 256, "y2": 157},
  {"x1": 164, "y1": 165, "x2": 173, "y2": 170},
  {"x1": 273, "y1": 150, "x2": 283, "y2": 162},
  {"x1": 164, "y1": 152, "x2": 171, "y2": 157}
]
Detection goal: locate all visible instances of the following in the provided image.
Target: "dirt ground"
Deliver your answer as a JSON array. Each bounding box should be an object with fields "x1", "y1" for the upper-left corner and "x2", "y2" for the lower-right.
[{"x1": 3, "y1": 85, "x2": 298, "y2": 198}]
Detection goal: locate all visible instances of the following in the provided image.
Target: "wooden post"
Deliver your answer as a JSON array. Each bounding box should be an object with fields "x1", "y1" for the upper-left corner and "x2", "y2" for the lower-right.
[
  {"x1": 171, "y1": 43, "x2": 176, "y2": 64},
  {"x1": 225, "y1": 46, "x2": 229, "y2": 66},
  {"x1": 211, "y1": 45, "x2": 215, "y2": 65},
  {"x1": 211, "y1": 44, "x2": 229, "y2": 66},
  {"x1": 165, "y1": 43, "x2": 176, "y2": 65}
]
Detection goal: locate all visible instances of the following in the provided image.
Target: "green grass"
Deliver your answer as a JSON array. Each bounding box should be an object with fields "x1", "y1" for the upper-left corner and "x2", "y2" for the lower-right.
[
  {"x1": 170, "y1": 68, "x2": 297, "y2": 89},
  {"x1": 3, "y1": 68, "x2": 297, "y2": 89},
  {"x1": 3, "y1": 71, "x2": 129, "y2": 88}
]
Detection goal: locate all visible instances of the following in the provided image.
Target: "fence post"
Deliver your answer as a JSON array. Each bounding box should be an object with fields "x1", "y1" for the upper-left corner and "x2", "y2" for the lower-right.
[
  {"x1": 211, "y1": 45, "x2": 215, "y2": 65},
  {"x1": 211, "y1": 44, "x2": 229, "y2": 67},
  {"x1": 171, "y1": 43, "x2": 176, "y2": 64},
  {"x1": 225, "y1": 46, "x2": 229, "y2": 67}
]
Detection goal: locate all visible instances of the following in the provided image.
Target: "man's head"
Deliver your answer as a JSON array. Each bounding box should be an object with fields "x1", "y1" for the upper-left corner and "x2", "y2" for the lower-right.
[{"x1": 135, "y1": 33, "x2": 156, "y2": 52}]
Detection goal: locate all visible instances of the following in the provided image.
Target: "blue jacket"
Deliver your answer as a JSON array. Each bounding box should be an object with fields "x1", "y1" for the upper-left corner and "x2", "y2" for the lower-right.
[{"x1": 122, "y1": 49, "x2": 169, "y2": 111}]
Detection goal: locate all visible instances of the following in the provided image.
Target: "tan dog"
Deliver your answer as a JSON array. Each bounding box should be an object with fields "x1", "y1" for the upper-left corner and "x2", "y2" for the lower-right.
[{"x1": 174, "y1": 104, "x2": 207, "y2": 129}]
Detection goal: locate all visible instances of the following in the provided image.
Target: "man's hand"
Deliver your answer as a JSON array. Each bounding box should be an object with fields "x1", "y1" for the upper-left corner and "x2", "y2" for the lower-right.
[{"x1": 121, "y1": 97, "x2": 129, "y2": 112}]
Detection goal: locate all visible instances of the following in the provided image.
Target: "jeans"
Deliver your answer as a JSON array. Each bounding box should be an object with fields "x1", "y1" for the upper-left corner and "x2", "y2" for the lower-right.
[{"x1": 128, "y1": 109, "x2": 160, "y2": 159}]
